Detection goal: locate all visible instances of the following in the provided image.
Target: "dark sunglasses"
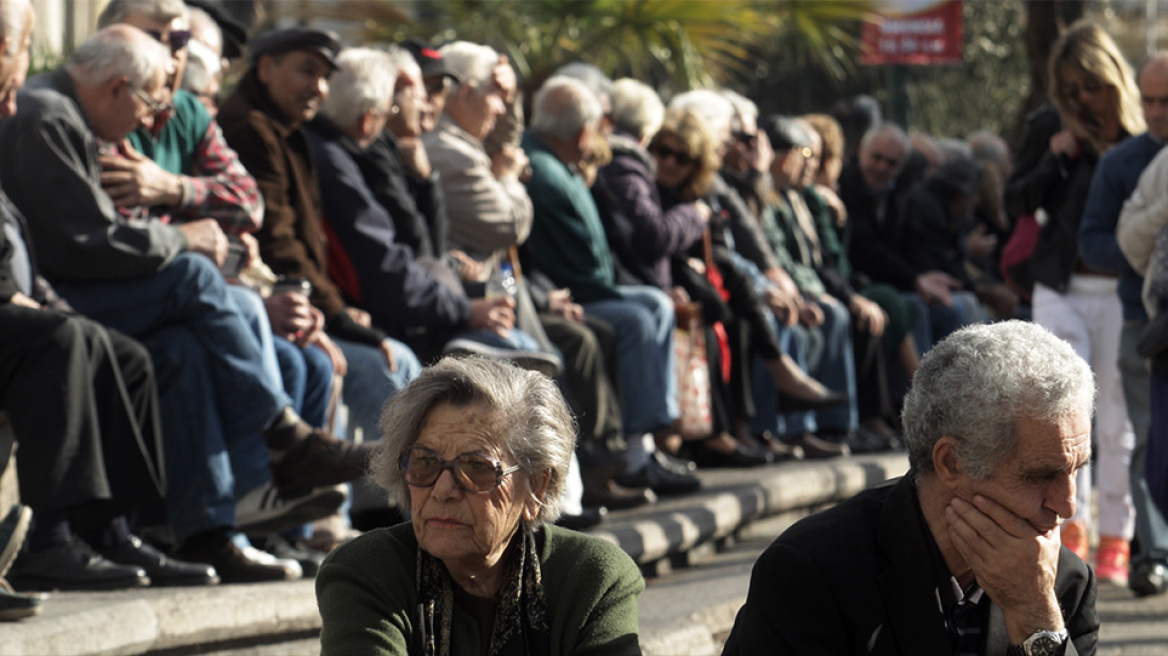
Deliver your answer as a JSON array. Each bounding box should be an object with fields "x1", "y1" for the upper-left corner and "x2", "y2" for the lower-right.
[
  {"x1": 649, "y1": 143, "x2": 696, "y2": 167},
  {"x1": 146, "y1": 29, "x2": 191, "y2": 54},
  {"x1": 399, "y1": 446, "x2": 520, "y2": 493},
  {"x1": 733, "y1": 131, "x2": 758, "y2": 146}
]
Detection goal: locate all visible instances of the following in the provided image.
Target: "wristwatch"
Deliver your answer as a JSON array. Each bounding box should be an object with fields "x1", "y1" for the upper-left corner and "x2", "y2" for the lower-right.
[{"x1": 1006, "y1": 629, "x2": 1069, "y2": 656}]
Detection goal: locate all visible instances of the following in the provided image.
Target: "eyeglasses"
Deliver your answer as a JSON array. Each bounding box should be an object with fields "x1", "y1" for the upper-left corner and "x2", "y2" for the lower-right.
[
  {"x1": 649, "y1": 143, "x2": 696, "y2": 166},
  {"x1": 145, "y1": 28, "x2": 191, "y2": 54},
  {"x1": 134, "y1": 86, "x2": 171, "y2": 115},
  {"x1": 400, "y1": 446, "x2": 521, "y2": 493}
]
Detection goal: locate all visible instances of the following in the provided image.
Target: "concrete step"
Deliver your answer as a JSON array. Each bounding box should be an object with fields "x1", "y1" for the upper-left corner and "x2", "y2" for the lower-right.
[{"x1": 0, "y1": 453, "x2": 909, "y2": 655}]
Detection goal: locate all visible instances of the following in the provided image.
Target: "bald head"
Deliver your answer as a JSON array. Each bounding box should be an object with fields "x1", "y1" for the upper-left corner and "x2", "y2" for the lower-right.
[{"x1": 1139, "y1": 51, "x2": 1168, "y2": 140}]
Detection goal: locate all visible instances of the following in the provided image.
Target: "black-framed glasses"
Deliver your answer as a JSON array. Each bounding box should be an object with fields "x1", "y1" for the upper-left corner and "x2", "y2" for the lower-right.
[
  {"x1": 134, "y1": 86, "x2": 171, "y2": 115},
  {"x1": 146, "y1": 28, "x2": 191, "y2": 54},
  {"x1": 400, "y1": 446, "x2": 520, "y2": 493},
  {"x1": 649, "y1": 143, "x2": 696, "y2": 166}
]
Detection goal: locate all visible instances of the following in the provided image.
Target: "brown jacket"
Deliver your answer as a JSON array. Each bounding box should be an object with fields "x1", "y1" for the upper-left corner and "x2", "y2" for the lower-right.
[{"x1": 218, "y1": 70, "x2": 346, "y2": 318}]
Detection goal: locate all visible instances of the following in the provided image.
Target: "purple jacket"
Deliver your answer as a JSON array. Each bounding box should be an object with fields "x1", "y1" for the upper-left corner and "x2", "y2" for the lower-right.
[{"x1": 598, "y1": 134, "x2": 705, "y2": 288}]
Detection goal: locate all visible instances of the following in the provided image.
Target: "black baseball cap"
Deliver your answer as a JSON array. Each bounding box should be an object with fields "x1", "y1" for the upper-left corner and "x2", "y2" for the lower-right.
[{"x1": 403, "y1": 39, "x2": 459, "y2": 84}]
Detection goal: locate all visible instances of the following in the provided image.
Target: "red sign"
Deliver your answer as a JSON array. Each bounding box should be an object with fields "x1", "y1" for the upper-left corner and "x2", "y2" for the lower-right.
[{"x1": 861, "y1": 0, "x2": 964, "y2": 66}]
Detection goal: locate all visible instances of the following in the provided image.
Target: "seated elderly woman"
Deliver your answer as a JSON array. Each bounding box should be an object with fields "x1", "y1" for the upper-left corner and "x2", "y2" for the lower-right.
[{"x1": 316, "y1": 357, "x2": 643, "y2": 655}]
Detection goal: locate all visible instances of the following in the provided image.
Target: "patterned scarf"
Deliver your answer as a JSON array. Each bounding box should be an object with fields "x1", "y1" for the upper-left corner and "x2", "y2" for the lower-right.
[{"x1": 414, "y1": 527, "x2": 550, "y2": 656}]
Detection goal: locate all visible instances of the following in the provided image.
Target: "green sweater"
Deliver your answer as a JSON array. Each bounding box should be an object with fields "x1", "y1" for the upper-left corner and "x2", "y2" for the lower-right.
[{"x1": 316, "y1": 522, "x2": 644, "y2": 655}]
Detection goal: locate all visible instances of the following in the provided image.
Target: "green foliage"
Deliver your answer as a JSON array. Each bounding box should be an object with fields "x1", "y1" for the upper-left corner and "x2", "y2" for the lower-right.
[{"x1": 905, "y1": 0, "x2": 1030, "y2": 138}]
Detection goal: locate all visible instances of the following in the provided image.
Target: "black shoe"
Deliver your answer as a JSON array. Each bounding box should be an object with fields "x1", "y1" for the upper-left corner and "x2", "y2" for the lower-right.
[
  {"x1": 272, "y1": 430, "x2": 375, "y2": 499},
  {"x1": 651, "y1": 450, "x2": 697, "y2": 476},
  {"x1": 616, "y1": 458, "x2": 701, "y2": 496},
  {"x1": 97, "y1": 535, "x2": 219, "y2": 587},
  {"x1": 556, "y1": 507, "x2": 606, "y2": 531},
  {"x1": 173, "y1": 531, "x2": 295, "y2": 584},
  {"x1": 686, "y1": 441, "x2": 772, "y2": 468},
  {"x1": 758, "y1": 432, "x2": 804, "y2": 462},
  {"x1": 1130, "y1": 560, "x2": 1168, "y2": 597},
  {"x1": 581, "y1": 479, "x2": 656, "y2": 510},
  {"x1": 0, "y1": 504, "x2": 31, "y2": 579},
  {"x1": 257, "y1": 535, "x2": 325, "y2": 578},
  {"x1": 776, "y1": 389, "x2": 849, "y2": 414},
  {"x1": 784, "y1": 433, "x2": 850, "y2": 459},
  {"x1": 0, "y1": 582, "x2": 43, "y2": 621},
  {"x1": 8, "y1": 537, "x2": 150, "y2": 591}
]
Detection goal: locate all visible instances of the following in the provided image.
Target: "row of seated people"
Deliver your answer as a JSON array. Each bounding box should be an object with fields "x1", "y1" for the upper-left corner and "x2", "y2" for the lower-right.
[{"x1": 0, "y1": 0, "x2": 1012, "y2": 613}]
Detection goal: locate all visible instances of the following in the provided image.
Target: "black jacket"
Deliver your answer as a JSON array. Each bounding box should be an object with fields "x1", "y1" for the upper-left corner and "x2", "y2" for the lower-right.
[
  {"x1": 723, "y1": 476, "x2": 1098, "y2": 655},
  {"x1": 839, "y1": 159, "x2": 917, "y2": 291}
]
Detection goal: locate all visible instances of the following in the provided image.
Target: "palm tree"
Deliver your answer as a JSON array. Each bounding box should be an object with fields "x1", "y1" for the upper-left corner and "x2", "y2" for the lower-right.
[{"x1": 272, "y1": 0, "x2": 873, "y2": 93}]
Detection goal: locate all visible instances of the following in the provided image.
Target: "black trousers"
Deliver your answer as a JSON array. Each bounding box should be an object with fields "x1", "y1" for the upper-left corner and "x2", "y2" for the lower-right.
[
  {"x1": 0, "y1": 305, "x2": 164, "y2": 517},
  {"x1": 540, "y1": 313, "x2": 626, "y2": 455}
]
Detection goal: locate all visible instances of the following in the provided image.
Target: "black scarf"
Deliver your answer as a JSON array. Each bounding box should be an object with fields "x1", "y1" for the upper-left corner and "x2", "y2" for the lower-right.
[{"x1": 414, "y1": 526, "x2": 550, "y2": 656}]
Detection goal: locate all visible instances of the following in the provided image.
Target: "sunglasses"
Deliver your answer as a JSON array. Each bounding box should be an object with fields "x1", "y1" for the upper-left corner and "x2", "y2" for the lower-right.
[
  {"x1": 649, "y1": 143, "x2": 696, "y2": 166},
  {"x1": 733, "y1": 131, "x2": 758, "y2": 146},
  {"x1": 400, "y1": 446, "x2": 520, "y2": 493},
  {"x1": 134, "y1": 86, "x2": 171, "y2": 115},
  {"x1": 145, "y1": 29, "x2": 191, "y2": 54}
]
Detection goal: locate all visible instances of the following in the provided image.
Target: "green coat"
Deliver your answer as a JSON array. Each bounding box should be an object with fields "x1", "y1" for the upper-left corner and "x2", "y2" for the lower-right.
[{"x1": 317, "y1": 522, "x2": 643, "y2": 655}]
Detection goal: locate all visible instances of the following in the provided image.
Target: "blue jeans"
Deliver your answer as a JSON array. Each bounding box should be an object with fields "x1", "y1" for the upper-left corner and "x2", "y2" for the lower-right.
[
  {"x1": 335, "y1": 337, "x2": 421, "y2": 443},
  {"x1": 56, "y1": 254, "x2": 289, "y2": 540},
  {"x1": 751, "y1": 319, "x2": 816, "y2": 437},
  {"x1": 276, "y1": 339, "x2": 333, "y2": 429},
  {"x1": 904, "y1": 291, "x2": 982, "y2": 356},
  {"x1": 584, "y1": 285, "x2": 677, "y2": 435},
  {"x1": 808, "y1": 297, "x2": 858, "y2": 433}
]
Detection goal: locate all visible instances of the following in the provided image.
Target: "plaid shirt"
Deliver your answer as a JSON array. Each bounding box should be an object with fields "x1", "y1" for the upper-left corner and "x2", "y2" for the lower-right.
[{"x1": 174, "y1": 121, "x2": 264, "y2": 233}]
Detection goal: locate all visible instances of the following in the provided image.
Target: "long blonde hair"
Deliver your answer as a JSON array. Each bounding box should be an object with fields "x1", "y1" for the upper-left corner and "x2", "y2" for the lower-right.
[{"x1": 1048, "y1": 20, "x2": 1144, "y2": 154}]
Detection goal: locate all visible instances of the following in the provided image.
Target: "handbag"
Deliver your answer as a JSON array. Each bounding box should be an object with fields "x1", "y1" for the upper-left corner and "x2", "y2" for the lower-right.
[
  {"x1": 1000, "y1": 210, "x2": 1041, "y2": 302},
  {"x1": 674, "y1": 302, "x2": 713, "y2": 440}
]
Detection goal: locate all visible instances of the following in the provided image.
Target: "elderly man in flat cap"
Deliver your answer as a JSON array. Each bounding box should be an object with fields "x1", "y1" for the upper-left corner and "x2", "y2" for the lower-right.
[{"x1": 219, "y1": 27, "x2": 422, "y2": 449}]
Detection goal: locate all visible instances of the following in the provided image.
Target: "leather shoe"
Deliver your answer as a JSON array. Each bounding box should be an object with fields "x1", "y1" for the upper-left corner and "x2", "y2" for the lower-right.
[
  {"x1": 8, "y1": 537, "x2": 150, "y2": 591},
  {"x1": 686, "y1": 440, "x2": 772, "y2": 468},
  {"x1": 758, "y1": 432, "x2": 804, "y2": 461},
  {"x1": 1131, "y1": 560, "x2": 1168, "y2": 597},
  {"x1": 0, "y1": 581, "x2": 43, "y2": 621},
  {"x1": 616, "y1": 458, "x2": 701, "y2": 496},
  {"x1": 784, "y1": 433, "x2": 850, "y2": 459},
  {"x1": 272, "y1": 429, "x2": 375, "y2": 499},
  {"x1": 236, "y1": 483, "x2": 346, "y2": 535},
  {"x1": 776, "y1": 389, "x2": 849, "y2": 414},
  {"x1": 556, "y1": 507, "x2": 606, "y2": 531},
  {"x1": 173, "y1": 530, "x2": 296, "y2": 584},
  {"x1": 651, "y1": 450, "x2": 697, "y2": 475},
  {"x1": 97, "y1": 535, "x2": 219, "y2": 586},
  {"x1": 581, "y1": 479, "x2": 656, "y2": 510}
]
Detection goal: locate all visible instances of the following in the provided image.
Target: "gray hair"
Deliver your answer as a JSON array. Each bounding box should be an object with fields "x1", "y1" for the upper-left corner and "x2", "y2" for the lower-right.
[
  {"x1": 553, "y1": 62, "x2": 613, "y2": 114},
  {"x1": 721, "y1": 89, "x2": 758, "y2": 132},
  {"x1": 438, "y1": 41, "x2": 498, "y2": 92},
  {"x1": 968, "y1": 130, "x2": 1009, "y2": 167},
  {"x1": 861, "y1": 122, "x2": 910, "y2": 156},
  {"x1": 380, "y1": 44, "x2": 420, "y2": 84},
  {"x1": 0, "y1": 0, "x2": 31, "y2": 59},
  {"x1": 369, "y1": 357, "x2": 576, "y2": 526},
  {"x1": 187, "y1": 6, "x2": 222, "y2": 57},
  {"x1": 610, "y1": 78, "x2": 663, "y2": 141},
  {"x1": 530, "y1": 75, "x2": 603, "y2": 142},
  {"x1": 97, "y1": 0, "x2": 186, "y2": 29},
  {"x1": 936, "y1": 136, "x2": 973, "y2": 164},
  {"x1": 68, "y1": 25, "x2": 170, "y2": 89},
  {"x1": 319, "y1": 47, "x2": 398, "y2": 131},
  {"x1": 669, "y1": 89, "x2": 735, "y2": 142},
  {"x1": 180, "y1": 38, "x2": 219, "y2": 96},
  {"x1": 901, "y1": 321, "x2": 1095, "y2": 481}
]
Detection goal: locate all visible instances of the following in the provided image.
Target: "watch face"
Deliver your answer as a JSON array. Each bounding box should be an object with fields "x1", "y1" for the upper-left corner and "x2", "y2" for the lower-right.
[{"x1": 1030, "y1": 633, "x2": 1063, "y2": 656}]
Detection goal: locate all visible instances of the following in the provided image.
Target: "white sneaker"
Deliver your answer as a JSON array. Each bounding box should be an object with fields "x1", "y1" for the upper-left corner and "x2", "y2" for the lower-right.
[
  {"x1": 236, "y1": 483, "x2": 346, "y2": 535},
  {"x1": 239, "y1": 545, "x2": 302, "y2": 579}
]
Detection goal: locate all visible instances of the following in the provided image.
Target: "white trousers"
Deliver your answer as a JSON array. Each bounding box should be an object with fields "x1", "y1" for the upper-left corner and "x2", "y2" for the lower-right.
[{"x1": 1034, "y1": 277, "x2": 1135, "y2": 539}]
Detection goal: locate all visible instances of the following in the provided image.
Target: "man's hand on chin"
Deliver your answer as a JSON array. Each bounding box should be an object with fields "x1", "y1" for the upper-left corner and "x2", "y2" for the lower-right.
[{"x1": 946, "y1": 494, "x2": 1066, "y2": 643}]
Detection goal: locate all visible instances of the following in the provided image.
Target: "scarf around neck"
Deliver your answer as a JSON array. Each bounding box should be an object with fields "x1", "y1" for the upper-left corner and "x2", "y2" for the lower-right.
[{"x1": 414, "y1": 526, "x2": 550, "y2": 656}]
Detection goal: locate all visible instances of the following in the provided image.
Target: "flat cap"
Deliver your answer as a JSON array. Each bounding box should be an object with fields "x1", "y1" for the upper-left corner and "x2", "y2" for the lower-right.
[
  {"x1": 249, "y1": 26, "x2": 341, "y2": 70},
  {"x1": 403, "y1": 39, "x2": 460, "y2": 84}
]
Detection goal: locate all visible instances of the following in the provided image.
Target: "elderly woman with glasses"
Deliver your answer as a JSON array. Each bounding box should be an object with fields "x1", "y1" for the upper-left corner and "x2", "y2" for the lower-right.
[{"x1": 316, "y1": 357, "x2": 643, "y2": 655}]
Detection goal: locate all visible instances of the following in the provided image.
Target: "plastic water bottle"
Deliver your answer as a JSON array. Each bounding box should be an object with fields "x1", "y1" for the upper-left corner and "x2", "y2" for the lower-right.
[{"x1": 485, "y1": 261, "x2": 518, "y2": 300}]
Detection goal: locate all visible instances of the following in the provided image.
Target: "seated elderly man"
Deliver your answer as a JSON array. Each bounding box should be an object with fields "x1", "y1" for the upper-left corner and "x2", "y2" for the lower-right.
[
  {"x1": 218, "y1": 27, "x2": 423, "y2": 447},
  {"x1": 521, "y1": 76, "x2": 699, "y2": 495},
  {"x1": 0, "y1": 25, "x2": 363, "y2": 582},
  {"x1": 724, "y1": 321, "x2": 1099, "y2": 655}
]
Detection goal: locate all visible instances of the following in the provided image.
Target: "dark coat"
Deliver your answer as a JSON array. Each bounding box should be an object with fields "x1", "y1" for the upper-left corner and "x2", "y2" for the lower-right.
[
  {"x1": 899, "y1": 177, "x2": 978, "y2": 291},
  {"x1": 722, "y1": 476, "x2": 1099, "y2": 655},
  {"x1": 305, "y1": 117, "x2": 471, "y2": 342},
  {"x1": 218, "y1": 69, "x2": 346, "y2": 318},
  {"x1": 839, "y1": 159, "x2": 916, "y2": 291},
  {"x1": 354, "y1": 131, "x2": 448, "y2": 260}
]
